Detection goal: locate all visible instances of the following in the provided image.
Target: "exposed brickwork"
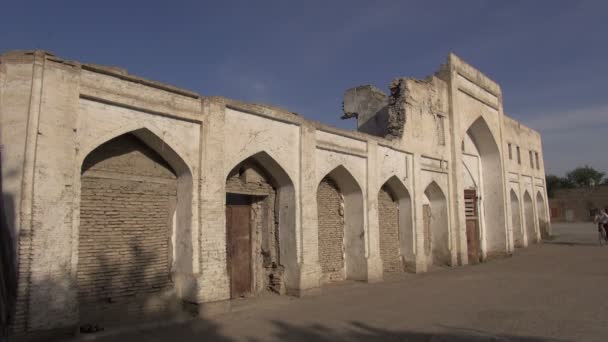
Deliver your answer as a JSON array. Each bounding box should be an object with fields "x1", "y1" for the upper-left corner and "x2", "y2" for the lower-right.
[
  {"x1": 77, "y1": 134, "x2": 177, "y2": 324},
  {"x1": 378, "y1": 187, "x2": 402, "y2": 273},
  {"x1": 12, "y1": 227, "x2": 31, "y2": 333},
  {"x1": 317, "y1": 177, "x2": 344, "y2": 281},
  {"x1": 225, "y1": 160, "x2": 283, "y2": 294}
]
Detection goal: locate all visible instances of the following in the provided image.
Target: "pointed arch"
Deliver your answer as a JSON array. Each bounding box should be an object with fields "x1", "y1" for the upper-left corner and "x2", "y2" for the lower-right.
[
  {"x1": 378, "y1": 176, "x2": 414, "y2": 272},
  {"x1": 510, "y1": 189, "x2": 524, "y2": 248},
  {"x1": 317, "y1": 165, "x2": 363, "y2": 198},
  {"x1": 463, "y1": 116, "x2": 507, "y2": 256},
  {"x1": 317, "y1": 165, "x2": 366, "y2": 282},
  {"x1": 465, "y1": 116, "x2": 500, "y2": 157},
  {"x1": 423, "y1": 181, "x2": 450, "y2": 266},
  {"x1": 78, "y1": 125, "x2": 193, "y2": 177},
  {"x1": 77, "y1": 128, "x2": 195, "y2": 321},
  {"x1": 224, "y1": 151, "x2": 297, "y2": 295},
  {"x1": 226, "y1": 150, "x2": 292, "y2": 189},
  {"x1": 80, "y1": 128, "x2": 193, "y2": 273},
  {"x1": 523, "y1": 191, "x2": 536, "y2": 245},
  {"x1": 536, "y1": 191, "x2": 549, "y2": 239}
]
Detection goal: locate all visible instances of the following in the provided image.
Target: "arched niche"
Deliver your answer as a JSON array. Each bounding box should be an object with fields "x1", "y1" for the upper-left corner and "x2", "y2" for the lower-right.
[
  {"x1": 536, "y1": 191, "x2": 549, "y2": 239},
  {"x1": 463, "y1": 116, "x2": 507, "y2": 256},
  {"x1": 317, "y1": 165, "x2": 365, "y2": 282},
  {"x1": 523, "y1": 191, "x2": 537, "y2": 244},
  {"x1": 423, "y1": 181, "x2": 450, "y2": 266},
  {"x1": 224, "y1": 151, "x2": 297, "y2": 296},
  {"x1": 377, "y1": 176, "x2": 414, "y2": 272},
  {"x1": 77, "y1": 128, "x2": 193, "y2": 322},
  {"x1": 510, "y1": 190, "x2": 524, "y2": 248}
]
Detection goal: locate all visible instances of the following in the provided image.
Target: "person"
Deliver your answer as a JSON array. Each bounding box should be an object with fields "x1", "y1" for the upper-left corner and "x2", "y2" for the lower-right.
[{"x1": 594, "y1": 209, "x2": 608, "y2": 241}]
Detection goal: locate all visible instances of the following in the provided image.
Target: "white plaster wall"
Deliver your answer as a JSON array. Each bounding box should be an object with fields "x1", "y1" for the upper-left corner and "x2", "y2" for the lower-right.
[
  {"x1": 502, "y1": 115, "x2": 550, "y2": 237},
  {"x1": 315, "y1": 137, "x2": 369, "y2": 280},
  {"x1": 376, "y1": 146, "x2": 414, "y2": 266},
  {"x1": 224, "y1": 109, "x2": 300, "y2": 181},
  {"x1": 77, "y1": 100, "x2": 201, "y2": 169},
  {"x1": 398, "y1": 77, "x2": 451, "y2": 160},
  {"x1": 456, "y1": 98, "x2": 507, "y2": 256},
  {"x1": 462, "y1": 154, "x2": 480, "y2": 190},
  {"x1": 74, "y1": 100, "x2": 203, "y2": 309},
  {"x1": 377, "y1": 146, "x2": 410, "y2": 188},
  {"x1": 315, "y1": 149, "x2": 367, "y2": 198},
  {"x1": 223, "y1": 108, "x2": 302, "y2": 292},
  {"x1": 0, "y1": 62, "x2": 32, "y2": 248},
  {"x1": 23, "y1": 58, "x2": 204, "y2": 330},
  {"x1": 508, "y1": 184, "x2": 524, "y2": 248},
  {"x1": 418, "y1": 170, "x2": 452, "y2": 266},
  {"x1": 0, "y1": 51, "x2": 555, "y2": 333}
]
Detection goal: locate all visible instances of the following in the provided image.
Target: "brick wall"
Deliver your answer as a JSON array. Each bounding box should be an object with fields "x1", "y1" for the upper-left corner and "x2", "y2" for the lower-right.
[
  {"x1": 317, "y1": 177, "x2": 344, "y2": 281},
  {"x1": 378, "y1": 187, "x2": 402, "y2": 273},
  {"x1": 550, "y1": 185, "x2": 608, "y2": 222},
  {"x1": 77, "y1": 134, "x2": 177, "y2": 324}
]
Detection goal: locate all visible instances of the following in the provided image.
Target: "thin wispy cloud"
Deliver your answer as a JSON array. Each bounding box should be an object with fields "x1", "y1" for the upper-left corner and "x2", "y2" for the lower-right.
[
  {"x1": 526, "y1": 105, "x2": 608, "y2": 133},
  {"x1": 1, "y1": 1, "x2": 605, "y2": 177},
  {"x1": 214, "y1": 61, "x2": 272, "y2": 102},
  {"x1": 524, "y1": 104, "x2": 608, "y2": 176}
]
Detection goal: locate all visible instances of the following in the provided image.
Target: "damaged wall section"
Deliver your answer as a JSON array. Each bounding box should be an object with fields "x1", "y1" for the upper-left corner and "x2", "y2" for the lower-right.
[
  {"x1": 225, "y1": 160, "x2": 284, "y2": 295},
  {"x1": 342, "y1": 75, "x2": 445, "y2": 141}
]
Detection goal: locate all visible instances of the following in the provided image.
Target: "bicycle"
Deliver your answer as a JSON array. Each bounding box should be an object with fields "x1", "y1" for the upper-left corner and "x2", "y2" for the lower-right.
[{"x1": 599, "y1": 225, "x2": 608, "y2": 246}]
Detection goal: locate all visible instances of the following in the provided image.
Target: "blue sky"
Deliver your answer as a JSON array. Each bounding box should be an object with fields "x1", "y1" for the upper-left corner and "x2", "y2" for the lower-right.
[{"x1": 1, "y1": 1, "x2": 606, "y2": 177}]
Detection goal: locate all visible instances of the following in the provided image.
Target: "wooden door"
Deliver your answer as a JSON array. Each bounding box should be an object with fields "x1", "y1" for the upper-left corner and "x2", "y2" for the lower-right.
[
  {"x1": 226, "y1": 195, "x2": 252, "y2": 298},
  {"x1": 464, "y1": 189, "x2": 480, "y2": 264}
]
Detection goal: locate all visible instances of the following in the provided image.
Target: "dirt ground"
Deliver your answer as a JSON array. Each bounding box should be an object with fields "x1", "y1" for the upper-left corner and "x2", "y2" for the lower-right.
[{"x1": 34, "y1": 223, "x2": 608, "y2": 341}]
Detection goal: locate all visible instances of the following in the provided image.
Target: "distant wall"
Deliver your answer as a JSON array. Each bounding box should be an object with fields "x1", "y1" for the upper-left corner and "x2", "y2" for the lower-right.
[{"x1": 550, "y1": 185, "x2": 608, "y2": 222}]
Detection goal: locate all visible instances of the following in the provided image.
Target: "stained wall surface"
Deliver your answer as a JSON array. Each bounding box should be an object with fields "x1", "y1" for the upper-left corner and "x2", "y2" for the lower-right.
[
  {"x1": 378, "y1": 187, "x2": 401, "y2": 273},
  {"x1": 317, "y1": 178, "x2": 345, "y2": 282},
  {"x1": 78, "y1": 134, "x2": 177, "y2": 323},
  {"x1": 0, "y1": 50, "x2": 550, "y2": 333}
]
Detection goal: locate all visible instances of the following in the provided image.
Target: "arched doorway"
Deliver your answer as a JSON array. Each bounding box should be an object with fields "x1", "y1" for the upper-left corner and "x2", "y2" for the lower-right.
[
  {"x1": 511, "y1": 190, "x2": 524, "y2": 247},
  {"x1": 224, "y1": 152, "x2": 296, "y2": 298},
  {"x1": 524, "y1": 191, "x2": 537, "y2": 244},
  {"x1": 423, "y1": 182, "x2": 450, "y2": 267},
  {"x1": 78, "y1": 129, "x2": 192, "y2": 324},
  {"x1": 377, "y1": 176, "x2": 413, "y2": 273},
  {"x1": 536, "y1": 192, "x2": 549, "y2": 239},
  {"x1": 462, "y1": 117, "x2": 507, "y2": 258},
  {"x1": 317, "y1": 166, "x2": 365, "y2": 283}
]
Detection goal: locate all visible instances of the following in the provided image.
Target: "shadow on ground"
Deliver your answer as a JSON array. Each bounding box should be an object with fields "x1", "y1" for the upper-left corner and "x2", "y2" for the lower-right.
[
  {"x1": 251, "y1": 321, "x2": 566, "y2": 342},
  {"x1": 74, "y1": 319, "x2": 567, "y2": 342},
  {"x1": 544, "y1": 241, "x2": 599, "y2": 247}
]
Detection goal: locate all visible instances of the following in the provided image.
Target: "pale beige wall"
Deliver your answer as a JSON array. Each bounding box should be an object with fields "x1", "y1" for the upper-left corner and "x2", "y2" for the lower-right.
[
  {"x1": 0, "y1": 52, "x2": 38, "y2": 333},
  {"x1": 0, "y1": 50, "x2": 552, "y2": 332}
]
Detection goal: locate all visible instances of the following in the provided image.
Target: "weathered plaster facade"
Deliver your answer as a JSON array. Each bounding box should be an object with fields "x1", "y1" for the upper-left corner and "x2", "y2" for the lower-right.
[{"x1": 0, "y1": 50, "x2": 550, "y2": 333}]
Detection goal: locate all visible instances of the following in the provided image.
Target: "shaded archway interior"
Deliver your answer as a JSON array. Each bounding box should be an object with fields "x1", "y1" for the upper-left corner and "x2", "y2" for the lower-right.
[
  {"x1": 224, "y1": 152, "x2": 296, "y2": 297},
  {"x1": 77, "y1": 130, "x2": 193, "y2": 324},
  {"x1": 423, "y1": 182, "x2": 450, "y2": 267},
  {"x1": 317, "y1": 166, "x2": 365, "y2": 282},
  {"x1": 378, "y1": 176, "x2": 413, "y2": 273},
  {"x1": 523, "y1": 192, "x2": 536, "y2": 244},
  {"x1": 536, "y1": 192, "x2": 549, "y2": 239},
  {"x1": 510, "y1": 190, "x2": 524, "y2": 248},
  {"x1": 464, "y1": 117, "x2": 507, "y2": 256}
]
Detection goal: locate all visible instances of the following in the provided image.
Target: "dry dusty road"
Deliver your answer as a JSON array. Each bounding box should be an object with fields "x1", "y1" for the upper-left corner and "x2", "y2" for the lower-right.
[{"x1": 30, "y1": 223, "x2": 608, "y2": 342}]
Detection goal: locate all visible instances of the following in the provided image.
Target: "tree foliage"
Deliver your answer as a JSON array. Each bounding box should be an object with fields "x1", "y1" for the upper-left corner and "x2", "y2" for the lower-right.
[
  {"x1": 546, "y1": 165, "x2": 606, "y2": 198},
  {"x1": 565, "y1": 165, "x2": 605, "y2": 187},
  {"x1": 546, "y1": 175, "x2": 562, "y2": 198}
]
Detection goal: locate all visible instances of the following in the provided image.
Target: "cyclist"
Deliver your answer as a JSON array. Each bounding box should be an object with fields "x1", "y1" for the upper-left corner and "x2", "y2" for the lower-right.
[{"x1": 594, "y1": 209, "x2": 608, "y2": 242}]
